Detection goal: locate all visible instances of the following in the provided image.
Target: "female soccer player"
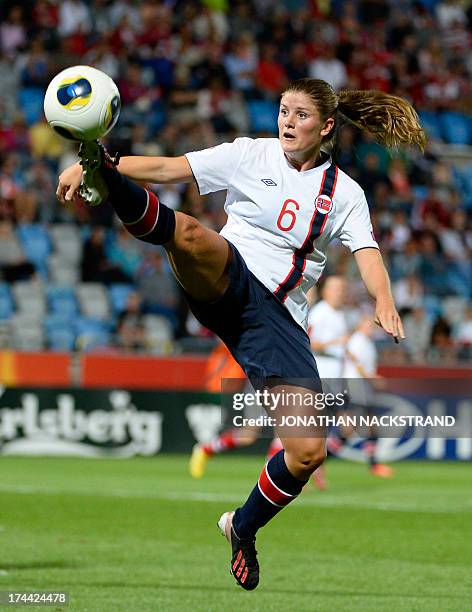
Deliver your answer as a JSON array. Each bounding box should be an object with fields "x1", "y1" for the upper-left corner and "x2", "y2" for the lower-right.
[{"x1": 57, "y1": 78, "x2": 424, "y2": 591}]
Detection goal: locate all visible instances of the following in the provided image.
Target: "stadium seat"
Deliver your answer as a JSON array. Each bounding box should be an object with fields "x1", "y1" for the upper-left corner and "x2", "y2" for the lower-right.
[
  {"x1": 47, "y1": 285, "x2": 79, "y2": 318},
  {"x1": 12, "y1": 281, "x2": 46, "y2": 317},
  {"x1": 142, "y1": 314, "x2": 173, "y2": 354},
  {"x1": 439, "y1": 112, "x2": 471, "y2": 145},
  {"x1": 442, "y1": 296, "x2": 467, "y2": 326},
  {"x1": 49, "y1": 224, "x2": 82, "y2": 264},
  {"x1": 10, "y1": 313, "x2": 45, "y2": 350},
  {"x1": 76, "y1": 283, "x2": 110, "y2": 320},
  {"x1": 423, "y1": 295, "x2": 442, "y2": 321},
  {"x1": 247, "y1": 100, "x2": 279, "y2": 134},
  {"x1": 0, "y1": 321, "x2": 10, "y2": 348},
  {"x1": 109, "y1": 284, "x2": 135, "y2": 314},
  {"x1": 458, "y1": 166, "x2": 472, "y2": 208},
  {"x1": 18, "y1": 87, "x2": 45, "y2": 126},
  {"x1": 0, "y1": 283, "x2": 14, "y2": 320},
  {"x1": 16, "y1": 224, "x2": 51, "y2": 278},
  {"x1": 48, "y1": 254, "x2": 80, "y2": 285},
  {"x1": 44, "y1": 313, "x2": 77, "y2": 351},
  {"x1": 75, "y1": 317, "x2": 111, "y2": 351},
  {"x1": 418, "y1": 111, "x2": 442, "y2": 141}
]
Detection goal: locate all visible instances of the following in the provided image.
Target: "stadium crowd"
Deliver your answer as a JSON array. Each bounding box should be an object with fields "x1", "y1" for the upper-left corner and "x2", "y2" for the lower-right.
[{"x1": 0, "y1": 0, "x2": 471, "y2": 363}]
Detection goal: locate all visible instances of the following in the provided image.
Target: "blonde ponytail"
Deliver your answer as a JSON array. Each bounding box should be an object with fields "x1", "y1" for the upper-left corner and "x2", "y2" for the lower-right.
[{"x1": 337, "y1": 90, "x2": 426, "y2": 151}]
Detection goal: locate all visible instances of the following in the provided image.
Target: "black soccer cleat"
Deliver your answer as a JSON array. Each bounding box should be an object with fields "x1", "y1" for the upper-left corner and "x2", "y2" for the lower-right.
[
  {"x1": 78, "y1": 140, "x2": 120, "y2": 206},
  {"x1": 218, "y1": 511, "x2": 259, "y2": 590}
]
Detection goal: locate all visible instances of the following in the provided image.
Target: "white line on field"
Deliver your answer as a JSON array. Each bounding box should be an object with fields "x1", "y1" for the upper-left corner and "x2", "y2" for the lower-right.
[{"x1": 0, "y1": 484, "x2": 468, "y2": 514}]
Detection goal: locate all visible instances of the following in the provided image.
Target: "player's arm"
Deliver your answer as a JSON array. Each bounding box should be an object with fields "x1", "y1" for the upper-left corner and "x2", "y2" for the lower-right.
[
  {"x1": 354, "y1": 248, "x2": 405, "y2": 342},
  {"x1": 57, "y1": 155, "x2": 193, "y2": 202}
]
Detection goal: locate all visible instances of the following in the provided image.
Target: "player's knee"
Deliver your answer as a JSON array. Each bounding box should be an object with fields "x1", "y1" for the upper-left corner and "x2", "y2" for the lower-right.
[
  {"x1": 289, "y1": 445, "x2": 326, "y2": 473},
  {"x1": 174, "y1": 212, "x2": 207, "y2": 255}
]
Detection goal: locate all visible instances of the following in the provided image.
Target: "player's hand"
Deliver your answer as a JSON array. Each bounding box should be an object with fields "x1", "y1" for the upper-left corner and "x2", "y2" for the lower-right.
[
  {"x1": 374, "y1": 299, "x2": 405, "y2": 343},
  {"x1": 56, "y1": 162, "x2": 83, "y2": 204}
]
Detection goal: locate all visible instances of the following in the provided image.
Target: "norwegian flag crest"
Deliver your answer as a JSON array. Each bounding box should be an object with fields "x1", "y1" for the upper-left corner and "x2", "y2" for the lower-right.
[{"x1": 315, "y1": 194, "x2": 333, "y2": 214}]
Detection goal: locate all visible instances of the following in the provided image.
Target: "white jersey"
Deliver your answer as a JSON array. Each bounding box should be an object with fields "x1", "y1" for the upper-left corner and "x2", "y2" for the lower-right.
[
  {"x1": 343, "y1": 331, "x2": 377, "y2": 378},
  {"x1": 185, "y1": 137, "x2": 378, "y2": 330},
  {"x1": 308, "y1": 300, "x2": 348, "y2": 378}
]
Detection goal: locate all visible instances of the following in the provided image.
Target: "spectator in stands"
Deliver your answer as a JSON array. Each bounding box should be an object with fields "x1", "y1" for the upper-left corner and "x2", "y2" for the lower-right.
[
  {"x1": 0, "y1": 5, "x2": 26, "y2": 58},
  {"x1": 418, "y1": 231, "x2": 451, "y2": 296},
  {"x1": 116, "y1": 290, "x2": 145, "y2": 351},
  {"x1": 256, "y1": 43, "x2": 288, "y2": 100},
  {"x1": 0, "y1": 221, "x2": 35, "y2": 282},
  {"x1": 81, "y1": 226, "x2": 132, "y2": 284},
  {"x1": 106, "y1": 224, "x2": 144, "y2": 281},
  {"x1": 403, "y1": 306, "x2": 433, "y2": 362},
  {"x1": 137, "y1": 249, "x2": 179, "y2": 325},
  {"x1": 308, "y1": 44, "x2": 347, "y2": 91},
  {"x1": 392, "y1": 273, "x2": 425, "y2": 316},
  {"x1": 283, "y1": 42, "x2": 308, "y2": 83},
  {"x1": 224, "y1": 33, "x2": 258, "y2": 99},
  {"x1": 454, "y1": 306, "x2": 472, "y2": 359},
  {"x1": 429, "y1": 315, "x2": 455, "y2": 362}
]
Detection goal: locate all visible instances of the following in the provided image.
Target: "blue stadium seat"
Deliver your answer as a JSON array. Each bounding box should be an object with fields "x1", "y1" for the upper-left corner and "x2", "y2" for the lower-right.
[
  {"x1": 0, "y1": 282, "x2": 11, "y2": 298},
  {"x1": 16, "y1": 224, "x2": 51, "y2": 278},
  {"x1": 109, "y1": 284, "x2": 135, "y2": 314},
  {"x1": 440, "y1": 112, "x2": 471, "y2": 145},
  {"x1": 47, "y1": 285, "x2": 79, "y2": 317},
  {"x1": 247, "y1": 100, "x2": 279, "y2": 134},
  {"x1": 75, "y1": 317, "x2": 111, "y2": 351},
  {"x1": 44, "y1": 313, "x2": 77, "y2": 351},
  {"x1": 18, "y1": 87, "x2": 45, "y2": 126},
  {"x1": 47, "y1": 327, "x2": 76, "y2": 351},
  {"x1": 0, "y1": 284, "x2": 14, "y2": 320},
  {"x1": 423, "y1": 295, "x2": 442, "y2": 321},
  {"x1": 418, "y1": 111, "x2": 442, "y2": 141}
]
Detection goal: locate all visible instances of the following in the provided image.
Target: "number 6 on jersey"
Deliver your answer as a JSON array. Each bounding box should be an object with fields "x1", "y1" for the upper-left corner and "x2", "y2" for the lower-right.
[{"x1": 277, "y1": 199, "x2": 300, "y2": 232}]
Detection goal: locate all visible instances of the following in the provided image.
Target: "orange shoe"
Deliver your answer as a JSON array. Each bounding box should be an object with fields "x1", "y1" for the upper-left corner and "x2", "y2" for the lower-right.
[{"x1": 370, "y1": 463, "x2": 394, "y2": 478}]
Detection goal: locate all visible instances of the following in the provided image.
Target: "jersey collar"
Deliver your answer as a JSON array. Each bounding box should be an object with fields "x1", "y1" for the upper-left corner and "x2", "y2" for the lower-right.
[{"x1": 278, "y1": 143, "x2": 332, "y2": 175}]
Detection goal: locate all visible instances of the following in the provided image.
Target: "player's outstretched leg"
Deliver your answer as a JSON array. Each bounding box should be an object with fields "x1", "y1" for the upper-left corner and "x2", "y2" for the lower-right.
[{"x1": 78, "y1": 141, "x2": 230, "y2": 302}]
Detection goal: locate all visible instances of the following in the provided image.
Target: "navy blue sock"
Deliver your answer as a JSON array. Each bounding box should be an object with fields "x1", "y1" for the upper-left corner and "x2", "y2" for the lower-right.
[
  {"x1": 101, "y1": 167, "x2": 175, "y2": 245},
  {"x1": 232, "y1": 450, "x2": 307, "y2": 540}
]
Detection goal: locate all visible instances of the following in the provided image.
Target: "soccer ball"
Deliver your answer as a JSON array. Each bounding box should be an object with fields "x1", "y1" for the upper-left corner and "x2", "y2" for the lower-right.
[{"x1": 43, "y1": 65, "x2": 121, "y2": 141}]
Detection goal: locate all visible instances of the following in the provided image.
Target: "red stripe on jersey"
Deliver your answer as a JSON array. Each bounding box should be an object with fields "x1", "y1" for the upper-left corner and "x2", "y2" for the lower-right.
[
  {"x1": 258, "y1": 465, "x2": 294, "y2": 507},
  {"x1": 274, "y1": 165, "x2": 338, "y2": 302},
  {"x1": 123, "y1": 190, "x2": 160, "y2": 237},
  {"x1": 274, "y1": 170, "x2": 327, "y2": 298}
]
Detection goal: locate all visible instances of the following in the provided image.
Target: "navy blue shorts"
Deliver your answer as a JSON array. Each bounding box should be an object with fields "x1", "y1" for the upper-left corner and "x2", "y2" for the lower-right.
[{"x1": 186, "y1": 241, "x2": 321, "y2": 391}]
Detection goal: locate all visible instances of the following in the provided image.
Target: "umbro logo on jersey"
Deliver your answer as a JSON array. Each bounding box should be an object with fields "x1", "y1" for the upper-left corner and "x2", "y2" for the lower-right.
[
  {"x1": 261, "y1": 179, "x2": 277, "y2": 186},
  {"x1": 315, "y1": 194, "x2": 333, "y2": 214}
]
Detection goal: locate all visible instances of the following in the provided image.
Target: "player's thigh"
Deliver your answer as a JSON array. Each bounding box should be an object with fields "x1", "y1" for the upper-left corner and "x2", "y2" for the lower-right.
[{"x1": 166, "y1": 211, "x2": 230, "y2": 301}]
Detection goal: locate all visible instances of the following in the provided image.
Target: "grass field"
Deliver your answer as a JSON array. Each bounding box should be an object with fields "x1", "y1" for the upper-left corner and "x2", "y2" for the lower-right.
[{"x1": 0, "y1": 456, "x2": 471, "y2": 612}]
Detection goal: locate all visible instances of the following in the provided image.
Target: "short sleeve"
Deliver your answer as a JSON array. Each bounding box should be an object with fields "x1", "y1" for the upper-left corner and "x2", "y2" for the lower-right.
[
  {"x1": 336, "y1": 190, "x2": 379, "y2": 253},
  {"x1": 185, "y1": 137, "x2": 250, "y2": 195}
]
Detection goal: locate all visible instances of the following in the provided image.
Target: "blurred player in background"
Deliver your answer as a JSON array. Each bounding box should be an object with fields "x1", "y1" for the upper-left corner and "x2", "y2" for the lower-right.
[
  {"x1": 342, "y1": 314, "x2": 394, "y2": 477},
  {"x1": 57, "y1": 78, "x2": 422, "y2": 590},
  {"x1": 190, "y1": 341, "x2": 315, "y2": 486},
  {"x1": 307, "y1": 275, "x2": 348, "y2": 489},
  {"x1": 189, "y1": 340, "x2": 262, "y2": 479},
  {"x1": 308, "y1": 276, "x2": 349, "y2": 378}
]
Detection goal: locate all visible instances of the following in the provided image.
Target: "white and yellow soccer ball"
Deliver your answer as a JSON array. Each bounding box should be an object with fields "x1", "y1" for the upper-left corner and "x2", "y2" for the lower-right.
[{"x1": 43, "y1": 65, "x2": 121, "y2": 141}]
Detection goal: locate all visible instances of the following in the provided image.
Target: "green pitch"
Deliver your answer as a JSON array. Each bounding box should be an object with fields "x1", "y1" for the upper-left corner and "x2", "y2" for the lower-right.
[{"x1": 0, "y1": 456, "x2": 471, "y2": 612}]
